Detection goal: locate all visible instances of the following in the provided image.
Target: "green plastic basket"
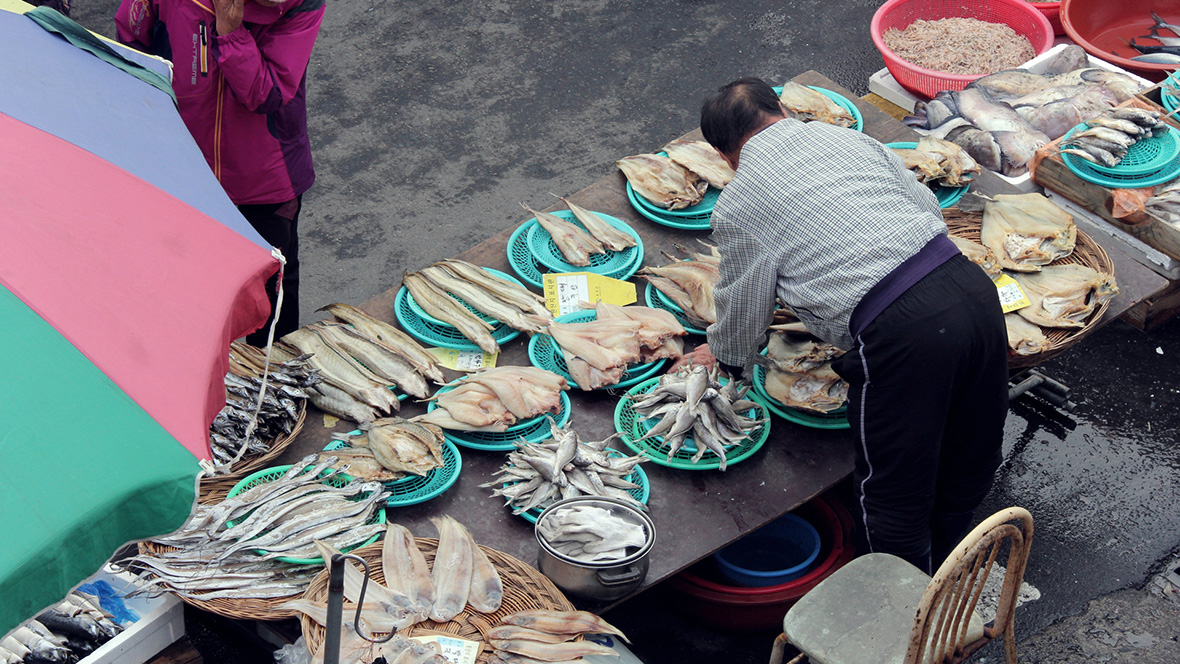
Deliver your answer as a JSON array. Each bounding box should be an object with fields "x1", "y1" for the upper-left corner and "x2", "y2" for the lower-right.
[
  {"x1": 626, "y1": 183, "x2": 715, "y2": 230},
  {"x1": 772, "y1": 85, "x2": 864, "y2": 132},
  {"x1": 613, "y1": 376, "x2": 771, "y2": 470},
  {"x1": 404, "y1": 267, "x2": 522, "y2": 325},
  {"x1": 508, "y1": 219, "x2": 643, "y2": 286},
  {"x1": 393, "y1": 285, "x2": 520, "y2": 351},
  {"x1": 507, "y1": 451, "x2": 651, "y2": 524},
  {"x1": 225, "y1": 464, "x2": 386, "y2": 564},
  {"x1": 884, "y1": 141, "x2": 971, "y2": 209},
  {"x1": 750, "y1": 354, "x2": 850, "y2": 430},
  {"x1": 1061, "y1": 123, "x2": 1178, "y2": 177},
  {"x1": 1163, "y1": 73, "x2": 1179, "y2": 113},
  {"x1": 643, "y1": 282, "x2": 707, "y2": 335},
  {"x1": 436, "y1": 389, "x2": 572, "y2": 452},
  {"x1": 323, "y1": 438, "x2": 461, "y2": 507},
  {"x1": 525, "y1": 210, "x2": 643, "y2": 275},
  {"x1": 527, "y1": 309, "x2": 666, "y2": 390}
]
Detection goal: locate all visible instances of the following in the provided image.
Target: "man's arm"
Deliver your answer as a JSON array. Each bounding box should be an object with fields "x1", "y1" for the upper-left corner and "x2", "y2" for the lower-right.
[
  {"x1": 214, "y1": 4, "x2": 324, "y2": 114},
  {"x1": 115, "y1": 0, "x2": 157, "y2": 50},
  {"x1": 707, "y1": 217, "x2": 779, "y2": 374}
]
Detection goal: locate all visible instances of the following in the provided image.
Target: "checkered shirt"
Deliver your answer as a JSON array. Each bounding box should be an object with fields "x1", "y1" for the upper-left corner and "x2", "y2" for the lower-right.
[{"x1": 706, "y1": 118, "x2": 946, "y2": 363}]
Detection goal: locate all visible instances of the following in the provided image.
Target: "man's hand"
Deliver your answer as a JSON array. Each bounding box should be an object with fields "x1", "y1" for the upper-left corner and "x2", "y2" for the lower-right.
[
  {"x1": 213, "y1": 0, "x2": 244, "y2": 35},
  {"x1": 667, "y1": 343, "x2": 718, "y2": 374}
]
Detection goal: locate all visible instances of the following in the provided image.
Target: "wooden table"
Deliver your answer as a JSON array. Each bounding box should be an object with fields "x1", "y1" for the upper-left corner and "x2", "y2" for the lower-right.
[{"x1": 276, "y1": 71, "x2": 1168, "y2": 612}]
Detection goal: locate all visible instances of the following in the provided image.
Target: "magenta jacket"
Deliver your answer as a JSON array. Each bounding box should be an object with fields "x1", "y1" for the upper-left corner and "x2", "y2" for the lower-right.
[{"x1": 116, "y1": 0, "x2": 324, "y2": 205}]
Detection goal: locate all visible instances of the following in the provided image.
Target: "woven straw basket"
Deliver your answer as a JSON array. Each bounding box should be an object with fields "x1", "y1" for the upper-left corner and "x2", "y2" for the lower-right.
[
  {"x1": 943, "y1": 209, "x2": 1115, "y2": 370},
  {"x1": 198, "y1": 401, "x2": 308, "y2": 505},
  {"x1": 301, "y1": 539, "x2": 576, "y2": 661}
]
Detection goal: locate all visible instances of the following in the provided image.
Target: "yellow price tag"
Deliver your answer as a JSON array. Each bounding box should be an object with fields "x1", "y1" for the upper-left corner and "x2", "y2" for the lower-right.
[
  {"x1": 427, "y1": 347, "x2": 498, "y2": 372},
  {"x1": 994, "y1": 274, "x2": 1030, "y2": 313},
  {"x1": 542, "y1": 272, "x2": 637, "y2": 317}
]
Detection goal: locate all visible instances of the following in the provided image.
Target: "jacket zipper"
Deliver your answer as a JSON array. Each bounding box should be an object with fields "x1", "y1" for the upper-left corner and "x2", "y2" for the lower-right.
[{"x1": 198, "y1": 21, "x2": 208, "y2": 76}]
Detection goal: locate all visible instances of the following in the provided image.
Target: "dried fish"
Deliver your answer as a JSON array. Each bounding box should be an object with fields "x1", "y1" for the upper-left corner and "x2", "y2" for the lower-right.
[
  {"x1": 429, "y1": 515, "x2": 474, "y2": 622},
  {"x1": 949, "y1": 235, "x2": 1002, "y2": 279},
  {"x1": 416, "y1": 366, "x2": 569, "y2": 430},
  {"x1": 552, "y1": 195, "x2": 638, "y2": 252},
  {"x1": 890, "y1": 136, "x2": 980, "y2": 188},
  {"x1": 1004, "y1": 313, "x2": 1049, "y2": 356},
  {"x1": 523, "y1": 202, "x2": 605, "y2": 266},
  {"x1": 404, "y1": 272, "x2": 500, "y2": 354},
  {"x1": 321, "y1": 302, "x2": 445, "y2": 385},
  {"x1": 777, "y1": 81, "x2": 856, "y2": 128},
  {"x1": 536, "y1": 503, "x2": 648, "y2": 563},
  {"x1": 382, "y1": 523, "x2": 435, "y2": 621},
  {"x1": 548, "y1": 319, "x2": 643, "y2": 390},
  {"x1": 498, "y1": 609, "x2": 629, "y2": 643},
  {"x1": 1011, "y1": 264, "x2": 1118, "y2": 328},
  {"x1": 661, "y1": 139, "x2": 735, "y2": 189},
  {"x1": 489, "y1": 638, "x2": 618, "y2": 661},
  {"x1": 980, "y1": 193, "x2": 1077, "y2": 272},
  {"x1": 637, "y1": 252, "x2": 721, "y2": 328},
  {"x1": 616, "y1": 153, "x2": 707, "y2": 210},
  {"x1": 759, "y1": 328, "x2": 848, "y2": 413}
]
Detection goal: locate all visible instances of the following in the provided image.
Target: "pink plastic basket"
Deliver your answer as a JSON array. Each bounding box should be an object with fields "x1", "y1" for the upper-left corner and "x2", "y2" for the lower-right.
[{"x1": 871, "y1": 0, "x2": 1055, "y2": 99}]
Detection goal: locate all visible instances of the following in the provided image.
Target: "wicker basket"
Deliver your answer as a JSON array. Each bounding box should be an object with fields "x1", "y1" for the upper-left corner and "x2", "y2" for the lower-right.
[
  {"x1": 198, "y1": 401, "x2": 308, "y2": 505},
  {"x1": 301, "y1": 539, "x2": 577, "y2": 661},
  {"x1": 943, "y1": 209, "x2": 1115, "y2": 369}
]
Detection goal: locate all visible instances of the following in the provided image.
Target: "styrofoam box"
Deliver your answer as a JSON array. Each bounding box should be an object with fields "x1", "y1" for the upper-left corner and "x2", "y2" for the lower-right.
[
  {"x1": 76, "y1": 567, "x2": 185, "y2": 664},
  {"x1": 1045, "y1": 190, "x2": 1180, "y2": 279},
  {"x1": 868, "y1": 44, "x2": 1156, "y2": 192}
]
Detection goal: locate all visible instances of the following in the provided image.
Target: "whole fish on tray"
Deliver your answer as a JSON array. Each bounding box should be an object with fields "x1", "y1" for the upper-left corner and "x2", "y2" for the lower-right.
[
  {"x1": 616, "y1": 153, "x2": 707, "y2": 210},
  {"x1": 417, "y1": 264, "x2": 549, "y2": 335},
  {"x1": 979, "y1": 193, "x2": 1077, "y2": 272},
  {"x1": 638, "y1": 252, "x2": 721, "y2": 328},
  {"x1": 1011, "y1": 264, "x2": 1118, "y2": 328},
  {"x1": 552, "y1": 195, "x2": 638, "y2": 252},
  {"x1": 777, "y1": 81, "x2": 856, "y2": 128},
  {"x1": 416, "y1": 366, "x2": 569, "y2": 431},
  {"x1": 278, "y1": 328, "x2": 403, "y2": 422},
  {"x1": 661, "y1": 139, "x2": 735, "y2": 189},
  {"x1": 331, "y1": 417, "x2": 446, "y2": 477},
  {"x1": 758, "y1": 327, "x2": 849, "y2": 414},
  {"x1": 403, "y1": 272, "x2": 501, "y2": 354},
  {"x1": 321, "y1": 302, "x2": 445, "y2": 385},
  {"x1": 522, "y1": 202, "x2": 605, "y2": 266}
]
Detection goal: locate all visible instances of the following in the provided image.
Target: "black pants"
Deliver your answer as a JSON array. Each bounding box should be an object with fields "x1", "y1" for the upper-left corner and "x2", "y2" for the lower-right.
[
  {"x1": 238, "y1": 196, "x2": 301, "y2": 347},
  {"x1": 833, "y1": 255, "x2": 1008, "y2": 574}
]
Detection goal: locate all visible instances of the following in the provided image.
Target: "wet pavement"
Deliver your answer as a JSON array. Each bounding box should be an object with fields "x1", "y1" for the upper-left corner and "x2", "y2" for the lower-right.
[{"x1": 67, "y1": 1, "x2": 1180, "y2": 662}]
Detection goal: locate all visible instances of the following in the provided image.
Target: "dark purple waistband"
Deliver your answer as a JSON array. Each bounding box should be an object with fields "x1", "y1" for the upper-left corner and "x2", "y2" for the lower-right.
[{"x1": 849, "y1": 233, "x2": 959, "y2": 340}]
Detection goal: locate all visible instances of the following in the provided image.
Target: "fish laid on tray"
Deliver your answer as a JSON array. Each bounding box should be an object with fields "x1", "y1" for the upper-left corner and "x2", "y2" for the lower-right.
[
  {"x1": 890, "y1": 136, "x2": 980, "y2": 188},
  {"x1": 4, "y1": 592, "x2": 124, "y2": 664},
  {"x1": 978, "y1": 193, "x2": 1077, "y2": 272},
  {"x1": 757, "y1": 325, "x2": 849, "y2": 414},
  {"x1": 323, "y1": 302, "x2": 446, "y2": 384},
  {"x1": 522, "y1": 202, "x2": 606, "y2": 266},
  {"x1": 536, "y1": 502, "x2": 647, "y2": 563},
  {"x1": 483, "y1": 418, "x2": 649, "y2": 514},
  {"x1": 616, "y1": 153, "x2": 708, "y2": 210},
  {"x1": 330, "y1": 417, "x2": 447, "y2": 480},
  {"x1": 1010, "y1": 264, "x2": 1118, "y2": 329},
  {"x1": 661, "y1": 139, "x2": 735, "y2": 189},
  {"x1": 625, "y1": 364, "x2": 764, "y2": 471},
  {"x1": 638, "y1": 245, "x2": 721, "y2": 328},
  {"x1": 547, "y1": 303, "x2": 685, "y2": 390},
  {"x1": 487, "y1": 610, "x2": 627, "y2": 663},
  {"x1": 1004, "y1": 313, "x2": 1049, "y2": 356},
  {"x1": 552, "y1": 195, "x2": 638, "y2": 252},
  {"x1": 415, "y1": 366, "x2": 569, "y2": 432},
  {"x1": 1060, "y1": 107, "x2": 1170, "y2": 169},
  {"x1": 778, "y1": 81, "x2": 856, "y2": 128}
]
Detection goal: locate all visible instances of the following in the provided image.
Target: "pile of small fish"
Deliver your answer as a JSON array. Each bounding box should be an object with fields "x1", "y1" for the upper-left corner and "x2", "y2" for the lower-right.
[
  {"x1": 484, "y1": 419, "x2": 649, "y2": 514},
  {"x1": 537, "y1": 503, "x2": 648, "y2": 563},
  {"x1": 889, "y1": 136, "x2": 980, "y2": 188},
  {"x1": 404, "y1": 259, "x2": 554, "y2": 353},
  {"x1": 209, "y1": 342, "x2": 319, "y2": 469},
  {"x1": 1, "y1": 592, "x2": 123, "y2": 663},
  {"x1": 905, "y1": 45, "x2": 1146, "y2": 176},
  {"x1": 549, "y1": 303, "x2": 686, "y2": 390},
  {"x1": 415, "y1": 366, "x2": 569, "y2": 432},
  {"x1": 778, "y1": 82, "x2": 856, "y2": 128},
  {"x1": 626, "y1": 364, "x2": 764, "y2": 471},
  {"x1": 977, "y1": 193, "x2": 1077, "y2": 272},
  {"x1": 1060, "y1": 107, "x2": 1171, "y2": 169},
  {"x1": 757, "y1": 325, "x2": 849, "y2": 413},
  {"x1": 487, "y1": 610, "x2": 626, "y2": 663},
  {"x1": 637, "y1": 243, "x2": 721, "y2": 329},
  {"x1": 522, "y1": 197, "x2": 638, "y2": 267},
  {"x1": 616, "y1": 139, "x2": 733, "y2": 211},
  {"x1": 1146, "y1": 177, "x2": 1180, "y2": 228},
  {"x1": 1127, "y1": 12, "x2": 1180, "y2": 64},
  {"x1": 329, "y1": 417, "x2": 447, "y2": 481},
  {"x1": 118, "y1": 455, "x2": 388, "y2": 602}
]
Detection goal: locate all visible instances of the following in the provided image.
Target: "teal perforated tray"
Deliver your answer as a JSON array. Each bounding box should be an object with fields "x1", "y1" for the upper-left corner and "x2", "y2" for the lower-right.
[
  {"x1": 884, "y1": 141, "x2": 971, "y2": 209},
  {"x1": 393, "y1": 284, "x2": 521, "y2": 351},
  {"x1": 613, "y1": 376, "x2": 770, "y2": 470},
  {"x1": 508, "y1": 219, "x2": 644, "y2": 286},
  {"x1": 643, "y1": 282, "x2": 706, "y2": 335},
  {"x1": 525, "y1": 210, "x2": 643, "y2": 274},
  {"x1": 507, "y1": 450, "x2": 651, "y2": 524},
  {"x1": 324, "y1": 436, "x2": 461, "y2": 507},
  {"x1": 750, "y1": 354, "x2": 850, "y2": 430},
  {"x1": 435, "y1": 388, "x2": 573, "y2": 451},
  {"x1": 404, "y1": 267, "x2": 522, "y2": 326},
  {"x1": 527, "y1": 309, "x2": 666, "y2": 390},
  {"x1": 226, "y1": 464, "x2": 386, "y2": 564},
  {"x1": 625, "y1": 183, "x2": 715, "y2": 230},
  {"x1": 772, "y1": 85, "x2": 864, "y2": 132}
]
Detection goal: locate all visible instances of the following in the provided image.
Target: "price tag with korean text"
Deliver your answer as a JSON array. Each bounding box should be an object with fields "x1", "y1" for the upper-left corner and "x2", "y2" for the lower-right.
[
  {"x1": 994, "y1": 274, "x2": 1030, "y2": 313},
  {"x1": 428, "y1": 347, "x2": 498, "y2": 372},
  {"x1": 409, "y1": 634, "x2": 481, "y2": 664},
  {"x1": 543, "y1": 272, "x2": 637, "y2": 317}
]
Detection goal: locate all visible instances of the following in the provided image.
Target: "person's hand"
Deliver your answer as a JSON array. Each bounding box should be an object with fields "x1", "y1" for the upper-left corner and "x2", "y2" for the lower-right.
[
  {"x1": 213, "y1": 0, "x2": 245, "y2": 35},
  {"x1": 667, "y1": 343, "x2": 717, "y2": 374}
]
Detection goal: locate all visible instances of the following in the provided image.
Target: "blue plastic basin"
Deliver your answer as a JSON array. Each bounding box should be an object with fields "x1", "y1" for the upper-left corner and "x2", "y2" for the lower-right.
[{"x1": 713, "y1": 513, "x2": 822, "y2": 587}]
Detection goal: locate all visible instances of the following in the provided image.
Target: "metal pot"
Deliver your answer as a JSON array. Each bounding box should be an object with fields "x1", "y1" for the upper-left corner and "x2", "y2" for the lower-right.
[{"x1": 534, "y1": 496, "x2": 656, "y2": 601}]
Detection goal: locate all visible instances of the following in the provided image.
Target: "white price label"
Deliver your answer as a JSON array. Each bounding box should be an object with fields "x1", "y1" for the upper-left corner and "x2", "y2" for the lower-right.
[
  {"x1": 552, "y1": 273, "x2": 591, "y2": 316},
  {"x1": 453, "y1": 350, "x2": 488, "y2": 371},
  {"x1": 409, "y1": 635, "x2": 481, "y2": 664}
]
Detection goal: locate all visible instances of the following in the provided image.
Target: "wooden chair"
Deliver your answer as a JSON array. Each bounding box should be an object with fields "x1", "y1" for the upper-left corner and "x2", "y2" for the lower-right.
[{"x1": 769, "y1": 507, "x2": 1034, "y2": 664}]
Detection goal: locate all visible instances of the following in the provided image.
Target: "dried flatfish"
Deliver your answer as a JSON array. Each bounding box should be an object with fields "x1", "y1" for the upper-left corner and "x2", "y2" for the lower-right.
[
  {"x1": 638, "y1": 257, "x2": 720, "y2": 328},
  {"x1": 1004, "y1": 313, "x2": 1049, "y2": 356},
  {"x1": 616, "y1": 153, "x2": 707, "y2": 210},
  {"x1": 760, "y1": 328, "x2": 848, "y2": 413},
  {"x1": 382, "y1": 523, "x2": 435, "y2": 621},
  {"x1": 891, "y1": 136, "x2": 980, "y2": 187},
  {"x1": 949, "y1": 235, "x2": 1002, "y2": 279},
  {"x1": 523, "y1": 202, "x2": 604, "y2": 266},
  {"x1": 662, "y1": 139, "x2": 735, "y2": 189},
  {"x1": 778, "y1": 81, "x2": 856, "y2": 128},
  {"x1": 980, "y1": 193, "x2": 1076, "y2": 272},
  {"x1": 1011, "y1": 264, "x2": 1118, "y2": 328},
  {"x1": 429, "y1": 515, "x2": 473, "y2": 622}
]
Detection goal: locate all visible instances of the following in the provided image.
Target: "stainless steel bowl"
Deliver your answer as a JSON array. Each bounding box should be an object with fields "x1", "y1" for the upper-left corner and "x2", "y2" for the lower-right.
[{"x1": 534, "y1": 495, "x2": 656, "y2": 601}]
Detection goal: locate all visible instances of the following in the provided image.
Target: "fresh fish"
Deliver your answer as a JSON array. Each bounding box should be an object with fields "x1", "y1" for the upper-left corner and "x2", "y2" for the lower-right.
[
  {"x1": 1150, "y1": 11, "x2": 1180, "y2": 37},
  {"x1": 980, "y1": 193, "x2": 1076, "y2": 272},
  {"x1": 777, "y1": 81, "x2": 855, "y2": 128},
  {"x1": 1014, "y1": 86, "x2": 1117, "y2": 140},
  {"x1": 1128, "y1": 36, "x2": 1180, "y2": 57},
  {"x1": 1012, "y1": 264, "x2": 1118, "y2": 328},
  {"x1": 499, "y1": 609, "x2": 630, "y2": 643},
  {"x1": 1005, "y1": 313, "x2": 1049, "y2": 356},
  {"x1": 429, "y1": 515, "x2": 474, "y2": 622},
  {"x1": 321, "y1": 302, "x2": 446, "y2": 385},
  {"x1": 403, "y1": 272, "x2": 500, "y2": 354},
  {"x1": 661, "y1": 139, "x2": 735, "y2": 188},
  {"x1": 1131, "y1": 52, "x2": 1180, "y2": 64},
  {"x1": 552, "y1": 195, "x2": 638, "y2": 252},
  {"x1": 615, "y1": 154, "x2": 707, "y2": 210},
  {"x1": 523, "y1": 203, "x2": 605, "y2": 266}
]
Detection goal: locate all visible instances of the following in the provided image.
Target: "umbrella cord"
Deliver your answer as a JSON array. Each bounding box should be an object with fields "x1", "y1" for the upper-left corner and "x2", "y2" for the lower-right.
[{"x1": 213, "y1": 249, "x2": 288, "y2": 474}]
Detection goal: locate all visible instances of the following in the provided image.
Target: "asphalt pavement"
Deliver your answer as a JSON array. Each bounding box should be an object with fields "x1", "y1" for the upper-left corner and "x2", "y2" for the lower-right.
[{"x1": 70, "y1": 1, "x2": 1180, "y2": 662}]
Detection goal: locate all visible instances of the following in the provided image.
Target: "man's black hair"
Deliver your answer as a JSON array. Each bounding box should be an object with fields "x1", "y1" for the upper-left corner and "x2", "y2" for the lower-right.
[{"x1": 700, "y1": 77, "x2": 784, "y2": 157}]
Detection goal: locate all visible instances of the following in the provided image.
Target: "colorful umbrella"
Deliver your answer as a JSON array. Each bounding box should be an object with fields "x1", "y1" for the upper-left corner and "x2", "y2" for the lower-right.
[{"x1": 0, "y1": 2, "x2": 279, "y2": 633}]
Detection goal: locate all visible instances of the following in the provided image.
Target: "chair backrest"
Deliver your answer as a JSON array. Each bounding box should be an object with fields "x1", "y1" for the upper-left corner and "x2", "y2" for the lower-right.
[{"x1": 905, "y1": 507, "x2": 1035, "y2": 664}]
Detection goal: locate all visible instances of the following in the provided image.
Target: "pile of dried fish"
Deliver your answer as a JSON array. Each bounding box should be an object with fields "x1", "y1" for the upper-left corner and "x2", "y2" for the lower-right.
[
  {"x1": 488, "y1": 610, "x2": 627, "y2": 663},
  {"x1": 117, "y1": 455, "x2": 387, "y2": 601},
  {"x1": 209, "y1": 342, "x2": 319, "y2": 468},
  {"x1": 661, "y1": 139, "x2": 735, "y2": 188},
  {"x1": 949, "y1": 235, "x2": 1002, "y2": 279},
  {"x1": 778, "y1": 81, "x2": 856, "y2": 128},
  {"x1": 2, "y1": 591, "x2": 124, "y2": 664},
  {"x1": 416, "y1": 366, "x2": 569, "y2": 431},
  {"x1": 484, "y1": 419, "x2": 648, "y2": 514},
  {"x1": 329, "y1": 417, "x2": 447, "y2": 481},
  {"x1": 616, "y1": 153, "x2": 708, "y2": 210},
  {"x1": 1004, "y1": 313, "x2": 1049, "y2": 356},
  {"x1": 548, "y1": 303, "x2": 685, "y2": 390},
  {"x1": 537, "y1": 502, "x2": 648, "y2": 563},
  {"x1": 1061, "y1": 107, "x2": 1170, "y2": 169},
  {"x1": 637, "y1": 244, "x2": 721, "y2": 329},
  {"x1": 890, "y1": 136, "x2": 980, "y2": 188},
  {"x1": 595, "y1": 302, "x2": 686, "y2": 362},
  {"x1": 978, "y1": 193, "x2": 1077, "y2": 272},
  {"x1": 1010, "y1": 265, "x2": 1118, "y2": 329},
  {"x1": 758, "y1": 325, "x2": 848, "y2": 414},
  {"x1": 626, "y1": 364, "x2": 764, "y2": 471}
]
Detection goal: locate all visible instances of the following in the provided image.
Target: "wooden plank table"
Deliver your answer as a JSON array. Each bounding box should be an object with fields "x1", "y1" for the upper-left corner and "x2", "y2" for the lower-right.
[{"x1": 275, "y1": 71, "x2": 1167, "y2": 612}]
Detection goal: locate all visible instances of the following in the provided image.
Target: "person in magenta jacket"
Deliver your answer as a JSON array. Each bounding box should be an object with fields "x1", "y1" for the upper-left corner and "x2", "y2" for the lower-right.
[{"x1": 116, "y1": 0, "x2": 325, "y2": 345}]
